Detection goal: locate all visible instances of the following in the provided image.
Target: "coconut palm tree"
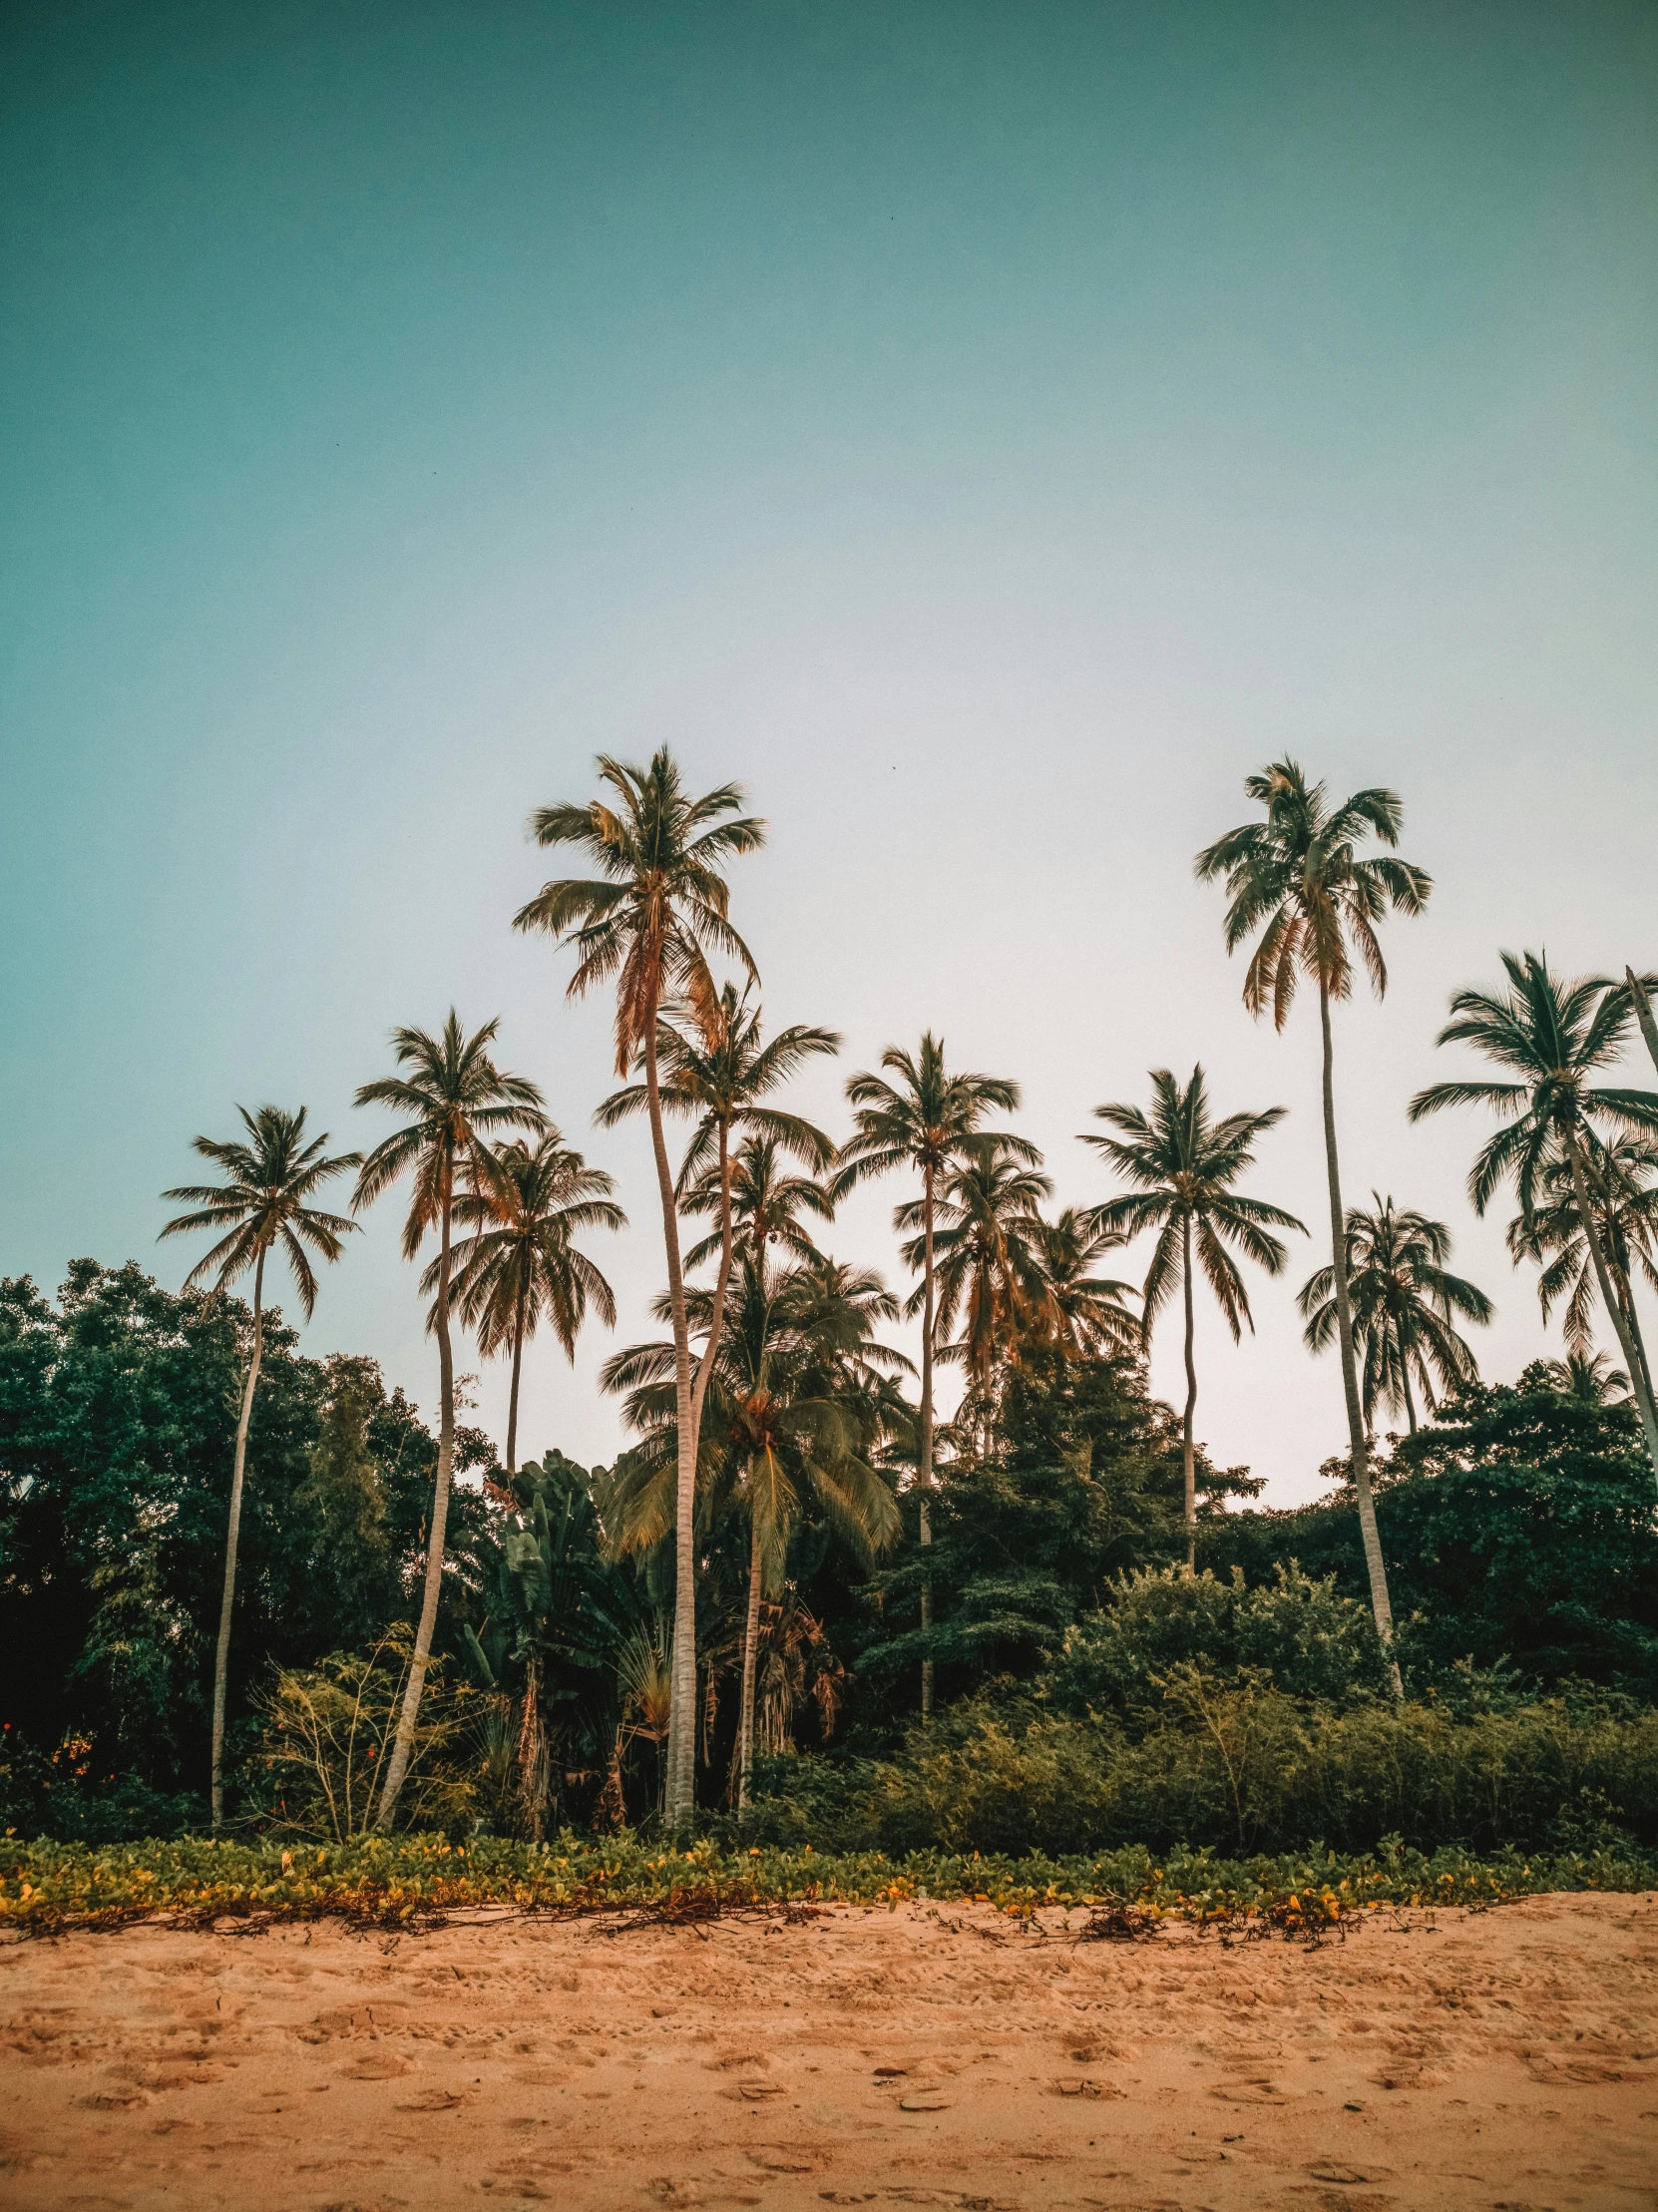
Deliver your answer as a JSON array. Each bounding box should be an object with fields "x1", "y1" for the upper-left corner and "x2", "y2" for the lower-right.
[
  {"x1": 604, "y1": 1254, "x2": 901, "y2": 1811},
  {"x1": 831, "y1": 1035, "x2": 1033, "y2": 1716},
  {"x1": 515, "y1": 749, "x2": 765, "y2": 1828},
  {"x1": 896, "y1": 1134, "x2": 1052, "y2": 1443},
  {"x1": 597, "y1": 983, "x2": 837, "y2": 1438},
  {"x1": 424, "y1": 1129, "x2": 625, "y2": 1474},
  {"x1": 1080, "y1": 1066, "x2": 1304, "y2": 1569},
  {"x1": 353, "y1": 1013, "x2": 546, "y2": 1827},
  {"x1": 160, "y1": 1106, "x2": 361, "y2": 1827},
  {"x1": 682, "y1": 1131, "x2": 838, "y2": 1274},
  {"x1": 1507, "y1": 1134, "x2": 1658, "y2": 1405},
  {"x1": 1029, "y1": 1207, "x2": 1141, "y2": 1364},
  {"x1": 1628, "y1": 968, "x2": 1658, "y2": 1078},
  {"x1": 1539, "y1": 1348, "x2": 1631, "y2": 1404},
  {"x1": 1410, "y1": 950, "x2": 1658, "y2": 1481},
  {"x1": 1196, "y1": 760, "x2": 1430, "y2": 1679},
  {"x1": 1299, "y1": 1195, "x2": 1491, "y2": 1434}
]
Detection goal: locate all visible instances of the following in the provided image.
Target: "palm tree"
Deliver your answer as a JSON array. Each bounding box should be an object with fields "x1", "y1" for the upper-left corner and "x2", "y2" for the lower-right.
[
  {"x1": 1196, "y1": 760, "x2": 1430, "y2": 1680},
  {"x1": 1299, "y1": 1195, "x2": 1491, "y2": 1434},
  {"x1": 1507, "y1": 1134, "x2": 1658, "y2": 1405},
  {"x1": 160, "y1": 1106, "x2": 360, "y2": 1827},
  {"x1": 897, "y1": 1134, "x2": 1052, "y2": 1442},
  {"x1": 1628, "y1": 968, "x2": 1658, "y2": 1078},
  {"x1": 681, "y1": 1131, "x2": 838, "y2": 1274},
  {"x1": 1410, "y1": 950, "x2": 1658, "y2": 1481},
  {"x1": 515, "y1": 749, "x2": 765, "y2": 1829},
  {"x1": 1080, "y1": 1067, "x2": 1303, "y2": 1568},
  {"x1": 1029, "y1": 1207, "x2": 1141, "y2": 1364},
  {"x1": 424, "y1": 1130, "x2": 625, "y2": 1474},
  {"x1": 596, "y1": 983, "x2": 837, "y2": 1441},
  {"x1": 604, "y1": 1254, "x2": 902, "y2": 1811},
  {"x1": 1539, "y1": 1348, "x2": 1630, "y2": 1404},
  {"x1": 353, "y1": 1013, "x2": 546, "y2": 1827},
  {"x1": 831, "y1": 1035, "x2": 1032, "y2": 1716}
]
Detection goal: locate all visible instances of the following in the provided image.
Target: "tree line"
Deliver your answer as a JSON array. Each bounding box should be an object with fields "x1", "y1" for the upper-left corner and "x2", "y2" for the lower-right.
[{"x1": 14, "y1": 749, "x2": 1657, "y2": 1841}]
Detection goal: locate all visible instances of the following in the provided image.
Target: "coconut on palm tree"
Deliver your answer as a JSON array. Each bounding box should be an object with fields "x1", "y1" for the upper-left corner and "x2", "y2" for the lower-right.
[
  {"x1": 1080, "y1": 1066, "x2": 1303, "y2": 1568},
  {"x1": 831, "y1": 1035, "x2": 1032, "y2": 1716},
  {"x1": 1196, "y1": 760, "x2": 1430, "y2": 1680},
  {"x1": 1410, "y1": 950, "x2": 1658, "y2": 1481},
  {"x1": 597, "y1": 982, "x2": 837, "y2": 1442},
  {"x1": 353, "y1": 1012, "x2": 547, "y2": 1827},
  {"x1": 423, "y1": 1129, "x2": 624, "y2": 1475},
  {"x1": 1506, "y1": 1134, "x2": 1658, "y2": 1407},
  {"x1": 515, "y1": 749, "x2": 765, "y2": 1829},
  {"x1": 1299, "y1": 1195, "x2": 1491, "y2": 1434},
  {"x1": 160, "y1": 1106, "x2": 361, "y2": 1827}
]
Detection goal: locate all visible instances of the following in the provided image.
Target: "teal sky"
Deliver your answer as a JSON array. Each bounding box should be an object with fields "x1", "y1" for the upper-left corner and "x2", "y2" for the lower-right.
[{"x1": 4, "y1": 0, "x2": 1656, "y2": 1501}]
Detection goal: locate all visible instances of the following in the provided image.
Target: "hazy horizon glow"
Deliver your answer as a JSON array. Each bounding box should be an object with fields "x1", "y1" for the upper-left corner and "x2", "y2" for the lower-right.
[{"x1": 4, "y1": 0, "x2": 1656, "y2": 1505}]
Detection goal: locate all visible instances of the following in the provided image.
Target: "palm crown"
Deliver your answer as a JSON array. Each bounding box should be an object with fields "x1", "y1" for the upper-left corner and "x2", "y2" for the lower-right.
[
  {"x1": 832, "y1": 1034, "x2": 1033, "y2": 1197},
  {"x1": 514, "y1": 750, "x2": 766, "y2": 1072},
  {"x1": 681, "y1": 1133, "x2": 837, "y2": 1274},
  {"x1": 1299, "y1": 1195, "x2": 1491, "y2": 1431},
  {"x1": 352, "y1": 1011, "x2": 548, "y2": 1249},
  {"x1": 161, "y1": 1104, "x2": 361, "y2": 1317},
  {"x1": 1507, "y1": 1134, "x2": 1658, "y2": 1362},
  {"x1": 1080, "y1": 1067, "x2": 1303, "y2": 1342},
  {"x1": 896, "y1": 1133, "x2": 1053, "y2": 1383},
  {"x1": 1030, "y1": 1206, "x2": 1140, "y2": 1362},
  {"x1": 1194, "y1": 757, "x2": 1432, "y2": 1025}
]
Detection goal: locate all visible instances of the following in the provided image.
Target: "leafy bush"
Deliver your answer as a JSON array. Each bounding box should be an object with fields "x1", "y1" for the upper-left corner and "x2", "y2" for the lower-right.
[{"x1": 1048, "y1": 1563, "x2": 1391, "y2": 1722}]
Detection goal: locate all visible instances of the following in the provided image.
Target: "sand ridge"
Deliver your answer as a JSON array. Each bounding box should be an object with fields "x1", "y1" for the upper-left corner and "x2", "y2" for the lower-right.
[{"x1": 2, "y1": 1891, "x2": 1655, "y2": 2209}]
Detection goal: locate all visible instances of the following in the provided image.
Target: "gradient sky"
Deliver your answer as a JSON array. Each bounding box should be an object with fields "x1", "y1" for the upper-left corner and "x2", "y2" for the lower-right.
[{"x1": 4, "y1": 0, "x2": 1656, "y2": 1504}]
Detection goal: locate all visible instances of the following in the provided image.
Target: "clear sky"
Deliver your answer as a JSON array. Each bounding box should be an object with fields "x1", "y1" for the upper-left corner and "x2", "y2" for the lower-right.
[{"x1": 4, "y1": 0, "x2": 1656, "y2": 1503}]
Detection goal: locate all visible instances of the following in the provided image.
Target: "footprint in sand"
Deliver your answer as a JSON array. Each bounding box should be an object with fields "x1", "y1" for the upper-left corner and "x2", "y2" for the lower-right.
[{"x1": 340, "y1": 2052, "x2": 413, "y2": 2079}]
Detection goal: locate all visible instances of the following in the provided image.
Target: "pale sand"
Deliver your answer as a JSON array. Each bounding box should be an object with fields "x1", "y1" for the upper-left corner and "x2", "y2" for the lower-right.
[{"x1": 3, "y1": 1893, "x2": 1656, "y2": 2211}]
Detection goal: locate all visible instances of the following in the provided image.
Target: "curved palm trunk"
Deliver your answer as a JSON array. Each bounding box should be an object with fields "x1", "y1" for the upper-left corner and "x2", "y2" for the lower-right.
[
  {"x1": 918, "y1": 1160, "x2": 936, "y2": 1721},
  {"x1": 1180, "y1": 1211, "x2": 1197, "y2": 1571},
  {"x1": 505, "y1": 1276, "x2": 529, "y2": 1476},
  {"x1": 1319, "y1": 982, "x2": 1402, "y2": 1695},
  {"x1": 210, "y1": 1246, "x2": 265, "y2": 1829},
  {"x1": 736, "y1": 1507, "x2": 763, "y2": 1815},
  {"x1": 643, "y1": 1018, "x2": 698, "y2": 1833},
  {"x1": 375, "y1": 1148, "x2": 457, "y2": 1827},
  {"x1": 1566, "y1": 1135, "x2": 1658, "y2": 1481}
]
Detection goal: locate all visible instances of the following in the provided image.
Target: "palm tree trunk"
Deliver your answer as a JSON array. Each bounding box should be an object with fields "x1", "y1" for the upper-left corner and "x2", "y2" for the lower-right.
[
  {"x1": 506, "y1": 1277, "x2": 528, "y2": 1475},
  {"x1": 1566, "y1": 1135, "x2": 1658, "y2": 1481},
  {"x1": 918, "y1": 1159, "x2": 936, "y2": 1721},
  {"x1": 210, "y1": 1247, "x2": 265, "y2": 1830},
  {"x1": 690, "y1": 1119, "x2": 734, "y2": 1433},
  {"x1": 643, "y1": 1017, "x2": 698, "y2": 1833},
  {"x1": 1401, "y1": 1365, "x2": 1419, "y2": 1435},
  {"x1": 375, "y1": 1148, "x2": 456, "y2": 1827},
  {"x1": 1318, "y1": 980, "x2": 1402, "y2": 1694},
  {"x1": 737, "y1": 1509, "x2": 763, "y2": 1816},
  {"x1": 1627, "y1": 968, "x2": 1658, "y2": 1078},
  {"x1": 1180, "y1": 1210, "x2": 1197, "y2": 1571}
]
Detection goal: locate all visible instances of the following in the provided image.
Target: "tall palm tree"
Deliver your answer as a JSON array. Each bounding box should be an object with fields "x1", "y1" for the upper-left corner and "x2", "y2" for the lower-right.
[
  {"x1": 897, "y1": 1134, "x2": 1052, "y2": 1440},
  {"x1": 681, "y1": 1131, "x2": 837, "y2": 1274},
  {"x1": 160, "y1": 1106, "x2": 360, "y2": 1827},
  {"x1": 1410, "y1": 950, "x2": 1658, "y2": 1480},
  {"x1": 1029, "y1": 1207, "x2": 1141, "y2": 1364},
  {"x1": 424, "y1": 1129, "x2": 625, "y2": 1474},
  {"x1": 1506, "y1": 1134, "x2": 1658, "y2": 1404},
  {"x1": 1196, "y1": 760, "x2": 1430, "y2": 1679},
  {"x1": 597, "y1": 983, "x2": 837, "y2": 1443},
  {"x1": 604, "y1": 1254, "x2": 902, "y2": 1811},
  {"x1": 1080, "y1": 1067, "x2": 1303, "y2": 1568},
  {"x1": 515, "y1": 749, "x2": 764, "y2": 1828},
  {"x1": 353, "y1": 1013, "x2": 546, "y2": 1827},
  {"x1": 831, "y1": 1035, "x2": 1032, "y2": 1716},
  {"x1": 1299, "y1": 1195, "x2": 1491, "y2": 1434}
]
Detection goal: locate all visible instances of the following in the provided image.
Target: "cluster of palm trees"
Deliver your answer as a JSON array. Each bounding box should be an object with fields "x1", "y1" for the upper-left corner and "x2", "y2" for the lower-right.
[{"x1": 162, "y1": 750, "x2": 1658, "y2": 1831}]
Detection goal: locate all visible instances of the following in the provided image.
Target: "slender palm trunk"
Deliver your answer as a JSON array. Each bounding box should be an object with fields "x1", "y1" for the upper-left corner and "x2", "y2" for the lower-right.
[
  {"x1": 1180, "y1": 1211, "x2": 1197, "y2": 1572},
  {"x1": 506, "y1": 1277, "x2": 528, "y2": 1475},
  {"x1": 1401, "y1": 1364, "x2": 1419, "y2": 1435},
  {"x1": 918, "y1": 1160, "x2": 936, "y2": 1721},
  {"x1": 1628, "y1": 968, "x2": 1658, "y2": 1078},
  {"x1": 210, "y1": 1247, "x2": 265, "y2": 1829},
  {"x1": 1566, "y1": 1135, "x2": 1658, "y2": 1480},
  {"x1": 375, "y1": 1149, "x2": 456, "y2": 1827},
  {"x1": 643, "y1": 1017, "x2": 698, "y2": 1832},
  {"x1": 737, "y1": 1508, "x2": 763, "y2": 1815},
  {"x1": 690, "y1": 1120, "x2": 735, "y2": 1433},
  {"x1": 1319, "y1": 981, "x2": 1402, "y2": 1694}
]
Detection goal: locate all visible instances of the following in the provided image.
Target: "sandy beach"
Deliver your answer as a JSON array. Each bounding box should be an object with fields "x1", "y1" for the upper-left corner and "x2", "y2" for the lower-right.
[{"x1": 3, "y1": 1892, "x2": 1655, "y2": 2211}]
